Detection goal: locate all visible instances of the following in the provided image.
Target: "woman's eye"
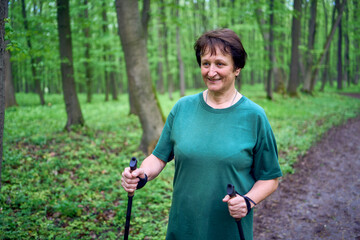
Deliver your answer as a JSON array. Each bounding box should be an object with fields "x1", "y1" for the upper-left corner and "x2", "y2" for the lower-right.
[
  {"x1": 217, "y1": 63, "x2": 224, "y2": 66},
  {"x1": 202, "y1": 62, "x2": 209, "y2": 66}
]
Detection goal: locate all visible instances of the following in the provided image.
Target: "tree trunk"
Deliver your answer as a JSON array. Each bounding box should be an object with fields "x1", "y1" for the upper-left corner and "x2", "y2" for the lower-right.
[
  {"x1": 176, "y1": 0, "x2": 185, "y2": 97},
  {"x1": 254, "y1": 0, "x2": 270, "y2": 92},
  {"x1": 336, "y1": 0, "x2": 343, "y2": 90},
  {"x1": 344, "y1": 2, "x2": 350, "y2": 87},
  {"x1": 266, "y1": 0, "x2": 274, "y2": 100},
  {"x1": 287, "y1": 0, "x2": 302, "y2": 97},
  {"x1": 5, "y1": 47, "x2": 17, "y2": 108},
  {"x1": 302, "y1": 0, "x2": 317, "y2": 93},
  {"x1": 83, "y1": 0, "x2": 92, "y2": 103},
  {"x1": 126, "y1": 0, "x2": 150, "y2": 115},
  {"x1": 156, "y1": 2, "x2": 164, "y2": 94},
  {"x1": 21, "y1": 0, "x2": 45, "y2": 105},
  {"x1": 273, "y1": 0, "x2": 287, "y2": 94},
  {"x1": 310, "y1": 0, "x2": 346, "y2": 92},
  {"x1": 115, "y1": 0, "x2": 164, "y2": 154},
  {"x1": 255, "y1": 0, "x2": 285, "y2": 96},
  {"x1": 353, "y1": 0, "x2": 360, "y2": 84},
  {"x1": 110, "y1": 70, "x2": 117, "y2": 100},
  {"x1": 56, "y1": 0, "x2": 84, "y2": 130},
  {"x1": 250, "y1": 29, "x2": 255, "y2": 86},
  {"x1": 141, "y1": 0, "x2": 150, "y2": 44},
  {"x1": 102, "y1": 2, "x2": 109, "y2": 102},
  {"x1": 109, "y1": 53, "x2": 118, "y2": 100},
  {"x1": 159, "y1": 0, "x2": 173, "y2": 100},
  {"x1": 0, "y1": 0, "x2": 8, "y2": 191},
  {"x1": 320, "y1": 0, "x2": 330, "y2": 91}
]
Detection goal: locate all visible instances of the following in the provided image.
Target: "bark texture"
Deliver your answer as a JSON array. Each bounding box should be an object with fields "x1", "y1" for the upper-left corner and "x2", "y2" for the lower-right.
[
  {"x1": 311, "y1": 1, "x2": 346, "y2": 92},
  {"x1": 287, "y1": 0, "x2": 302, "y2": 96},
  {"x1": 5, "y1": 48, "x2": 17, "y2": 108},
  {"x1": 21, "y1": 0, "x2": 45, "y2": 105},
  {"x1": 0, "y1": 0, "x2": 8, "y2": 191},
  {"x1": 83, "y1": 0, "x2": 92, "y2": 103},
  {"x1": 57, "y1": 0, "x2": 84, "y2": 130},
  {"x1": 302, "y1": 0, "x2": 317, "y2": 93},
  {"x1": 115, "y1": 0, "x2": 164, "y2": 154}
]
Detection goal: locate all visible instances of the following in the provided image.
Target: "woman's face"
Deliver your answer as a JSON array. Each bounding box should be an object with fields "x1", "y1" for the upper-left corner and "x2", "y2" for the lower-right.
[{"x1": 200, "y1": 46, "x2": 240, "y2": 94}]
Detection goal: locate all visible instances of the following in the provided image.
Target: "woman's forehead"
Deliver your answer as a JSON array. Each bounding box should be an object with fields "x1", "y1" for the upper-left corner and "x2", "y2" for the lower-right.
[{"x1": 201, "y1": 45, "x2": 231, "y2": 58}]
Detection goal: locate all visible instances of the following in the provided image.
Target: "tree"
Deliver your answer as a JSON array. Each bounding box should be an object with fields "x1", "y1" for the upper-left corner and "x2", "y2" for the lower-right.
[
  {"x1": 266, "y1": 0, "x2": 274, "y2": 100},
  {"x1": 0, "y1": 0, "x2": 8, "y2": 191},
  {"x1": 273, "y1": 0, "x2": 287, "y2": 94},
  {"x1": 254, "y1": 0, "x2": 286, "y2": 97},
  {"x1": 336, "y1": 0, "x2": 343, "y2": 90},
  {"x1": 56, "y1": 0, "x2": 84, "y2": 130},
  {"x1": 159, "y1": 0, "x2": 174, "y2": 100},
  {"x1": 124, "y1": 0, "x2": 150, "y2": 116},
  {"x1": 353, "y1": 0, "x2": 360, "y2": 84},
  {"x1": 320, "y1": 0, "x2": 331, "y2": 91},
  {"x1": 101, "y1": 1, "x2": 118, "y2": 102},
  {"x1": 5, "y1": 46, "x2": 16, "y2": 108},
  {"x1": 175, "y1": 0, "x2": 185, "y2": 97},
  {"x1": 344, "y1": 2, "x2": 349, "y2": 86},
  {"x1": 156, "y1": 2, "x2": 165, "y2": 94},
  {"x1": 21, "y1": 0, "x2": 45, "y2": 105},
  {"x1": 82, "y1": 0, "x2": 93, "y2": 103},
  {"x1": 115, "y1": 0, "x2": 164, "y2": 154},
  {"x1": 102, "y1": 1, "x2": 110, "y2": 102},
  {"x1": 141, "y1": 0, "x2": 150, "y2": 44},
  {"x1": 310, "y1": 0, "x2": 346, "y2": 92},
  {"x1": 302, "y1": 0, "x2": 317, "y2": 93},
  {"x1": 287, "y1": 0, "x2": 302, "y2": 96}
]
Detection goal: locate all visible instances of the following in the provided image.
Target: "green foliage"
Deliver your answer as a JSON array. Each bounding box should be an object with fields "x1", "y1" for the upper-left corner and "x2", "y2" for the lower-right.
[{"x1": 1, "y1": 86, "x2": 360, "y2": 239}]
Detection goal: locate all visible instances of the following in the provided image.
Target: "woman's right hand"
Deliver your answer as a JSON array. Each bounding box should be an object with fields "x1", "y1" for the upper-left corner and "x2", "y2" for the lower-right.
[{"x1": 121, "y1": 167, "x2": 146, "y2": 194}]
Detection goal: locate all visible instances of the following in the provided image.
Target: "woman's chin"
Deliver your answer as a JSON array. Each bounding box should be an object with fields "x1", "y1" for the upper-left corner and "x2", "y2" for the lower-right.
[{"x1": 206, "y1": 82, "x2": 223, "y2": 91}]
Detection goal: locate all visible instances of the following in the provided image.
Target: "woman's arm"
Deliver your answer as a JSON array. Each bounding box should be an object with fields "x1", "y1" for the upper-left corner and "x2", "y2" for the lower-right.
[
  {"x1": 223, "y1": 178, "x2": 279, "y2": 219},
  {"x1": 245, "y1": 178, "x2": 279, "y2": 207},
  {"x1": 139, "y1": 154, "x2": 167, "y2": 181},
  {"x1": 121, "y1": 154, "x2": 167, "y2": 193}
]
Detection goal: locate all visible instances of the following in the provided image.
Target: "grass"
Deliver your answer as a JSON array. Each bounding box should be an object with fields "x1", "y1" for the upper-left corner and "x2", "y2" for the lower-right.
[{"x1": 1, "y1": 84, "x2": 360, "y2": 239}]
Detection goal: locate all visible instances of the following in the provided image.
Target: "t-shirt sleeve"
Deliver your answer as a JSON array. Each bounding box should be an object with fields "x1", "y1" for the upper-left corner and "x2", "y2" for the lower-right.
[
  {"x1": 252, "y1": 114, "x2": 283, "y2": 181},
  {"x1": 152, "y1": 104, "x2": 177, "y2": 162}
]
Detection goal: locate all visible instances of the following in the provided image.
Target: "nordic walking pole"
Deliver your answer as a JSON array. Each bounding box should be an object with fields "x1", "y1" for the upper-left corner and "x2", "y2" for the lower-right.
[
  {"x1": 124, "y1": 157, "x2": 138, "y2": 240},
  {"x1": 227, "y1": 184, "x2": 245, "y2": 240}
]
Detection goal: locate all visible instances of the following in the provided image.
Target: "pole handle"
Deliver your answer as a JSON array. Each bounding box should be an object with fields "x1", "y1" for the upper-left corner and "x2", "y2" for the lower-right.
[
  {"x1": 227, "y1": 184, "x2": 236, "y2": 198},
  {"x1": 128, "y1": 157, "x2": 138, "y2": 197},
  {"x1": 130, "y1": 157, "x2": 137, "y2": 171}
]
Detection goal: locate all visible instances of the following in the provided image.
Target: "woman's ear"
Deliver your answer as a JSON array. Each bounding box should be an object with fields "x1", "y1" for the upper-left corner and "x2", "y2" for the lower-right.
[{"x1": 235, "y1": 68, "x2": 241, "y2": 77}]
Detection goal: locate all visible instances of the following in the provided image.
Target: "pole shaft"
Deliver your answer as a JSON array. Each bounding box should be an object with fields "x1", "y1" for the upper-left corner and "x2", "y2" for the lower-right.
[{"x1": 124, "y1": 196, "x2": 133, "y2": 240}]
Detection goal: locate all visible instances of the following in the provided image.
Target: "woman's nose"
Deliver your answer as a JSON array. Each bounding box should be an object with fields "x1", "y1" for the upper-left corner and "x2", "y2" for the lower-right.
[{"x1": 208, "y1": 65, "x2": 217, "y2": 77}]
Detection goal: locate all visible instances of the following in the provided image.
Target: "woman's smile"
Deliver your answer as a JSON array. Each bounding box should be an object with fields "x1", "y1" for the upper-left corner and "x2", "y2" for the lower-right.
[{"x1": 200, "y1": 46, "x2": 240, "y2": 94}]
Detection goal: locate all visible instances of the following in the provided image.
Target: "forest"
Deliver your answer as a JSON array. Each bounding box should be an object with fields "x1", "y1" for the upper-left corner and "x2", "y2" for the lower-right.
[
  {"x1": 5, "y1": 0, "x2": 359, "y2": 100},
  {"x1": 0, "y1": 0, "x2": 360, "y2": 239}
]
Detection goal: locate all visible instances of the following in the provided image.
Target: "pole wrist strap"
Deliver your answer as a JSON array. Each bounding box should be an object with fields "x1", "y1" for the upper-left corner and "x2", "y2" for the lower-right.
[
  {"x1": 236, "y1": 191, "x2": 257, "y2": 216},
  {"x1": 136, "y1": 174, "x2": 148, "y2": 189}
]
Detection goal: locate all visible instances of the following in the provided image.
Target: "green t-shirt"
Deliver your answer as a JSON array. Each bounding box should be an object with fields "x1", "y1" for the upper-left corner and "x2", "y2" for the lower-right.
[{"x1": 153, "y1": 92, "x2": 282, "y2": 240}]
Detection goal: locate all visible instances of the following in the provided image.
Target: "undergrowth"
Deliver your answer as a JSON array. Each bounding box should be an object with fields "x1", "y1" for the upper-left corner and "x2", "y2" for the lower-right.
[{"x1": 1, "y1": 84, "x2": 360, "y2": 239}]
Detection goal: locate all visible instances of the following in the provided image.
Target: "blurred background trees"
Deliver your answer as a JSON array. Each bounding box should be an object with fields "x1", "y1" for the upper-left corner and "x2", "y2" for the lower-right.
[
  {"x1": 6, "y1": 0, "x2": 359, "y2": 100},
  {"x1": 3, "y1": 0, "x2": 359, "y2": 150}
]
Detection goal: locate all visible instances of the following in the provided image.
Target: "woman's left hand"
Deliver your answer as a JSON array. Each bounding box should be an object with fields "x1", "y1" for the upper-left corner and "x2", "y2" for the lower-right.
[{"x1": 222, "y1": 194, "x2": 248, "y2": 219}]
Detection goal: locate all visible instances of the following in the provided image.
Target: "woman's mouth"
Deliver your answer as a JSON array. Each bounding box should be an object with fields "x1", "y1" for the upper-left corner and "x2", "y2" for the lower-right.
[{"x1": 208, "y1": 78, "x2": 221, "y2": 82}]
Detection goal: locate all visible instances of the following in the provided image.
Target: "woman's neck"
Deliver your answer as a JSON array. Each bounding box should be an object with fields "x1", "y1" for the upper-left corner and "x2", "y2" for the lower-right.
[{"x1": 205, "y1": 89, "x2": 241, "y2": 109}]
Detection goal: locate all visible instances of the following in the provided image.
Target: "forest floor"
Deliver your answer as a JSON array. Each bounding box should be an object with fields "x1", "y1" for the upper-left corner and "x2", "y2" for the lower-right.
[{"x1": 253, "y1": 93, "x2": 360, "y2": 240}]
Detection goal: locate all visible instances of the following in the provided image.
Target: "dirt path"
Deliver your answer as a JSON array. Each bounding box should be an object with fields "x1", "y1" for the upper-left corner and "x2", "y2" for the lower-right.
[{"x1": 253, "y1": 106, "x2": 360, "y2": 239}]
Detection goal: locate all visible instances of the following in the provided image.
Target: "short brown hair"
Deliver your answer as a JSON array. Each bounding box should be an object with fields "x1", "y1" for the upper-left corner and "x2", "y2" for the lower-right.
[{"x1": 194, "y1": 29, "x2": 247, "y2": 69}]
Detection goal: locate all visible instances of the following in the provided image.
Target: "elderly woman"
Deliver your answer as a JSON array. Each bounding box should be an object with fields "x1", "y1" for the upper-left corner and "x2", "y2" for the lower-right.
[{"x1": 121, "y1": 29, "x2": 282, "y2": 240}]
